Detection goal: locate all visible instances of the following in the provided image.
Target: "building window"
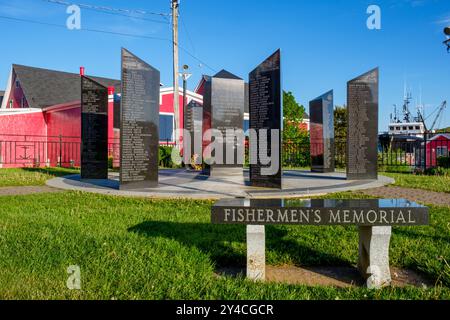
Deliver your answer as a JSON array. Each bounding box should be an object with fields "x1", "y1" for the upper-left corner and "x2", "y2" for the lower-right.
[
  {"x1": 389, "y1": 126, "x2": 394, "y2": 131},
  {"x1": 436, "y1": 146, "x2": 449, "y2": 158},
  {"x1": 160, "y1": 114, "x2": 174, "y2": 142},
  {"x1": 15, "y1": 80, "x2": 19, "y2": 88},
  {"x1": 9, "y1": 100, "x2": 13, "y2": 108},
  {"x1": 244, "y1": 119, "x2": 249, "y2": 133},
  {"x1": 21, "y1": 97, "x2": 26, "y2": 108},
  {"x1": 402, "y1": 126, "x2": 407, "y2": 130},
  {"x1": 415, "y1": 126, "x2": 420, "y2": 130},
  {"x1": 409, "y1": 126, "x2": 413, "y2": 130}
]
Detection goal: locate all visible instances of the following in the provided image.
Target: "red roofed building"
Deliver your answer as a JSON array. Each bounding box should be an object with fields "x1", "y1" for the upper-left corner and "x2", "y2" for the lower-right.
[
  {"x1": 0, "y1": 64, "x2": 202, "y2": 168},
  {"x1": 426, "y1": 133, "x2": 450, "y2": 167}
]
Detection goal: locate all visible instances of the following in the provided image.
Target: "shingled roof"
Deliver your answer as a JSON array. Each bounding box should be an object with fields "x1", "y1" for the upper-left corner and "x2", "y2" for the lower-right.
[{"x1": 13, "y1": 64, "x2": 121, "y2": 109}]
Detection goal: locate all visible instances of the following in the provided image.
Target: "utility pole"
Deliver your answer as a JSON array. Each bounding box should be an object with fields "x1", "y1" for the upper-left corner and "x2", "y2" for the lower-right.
[{"x1": 171, "y1": 0, "x2": 180, "y2": 147}]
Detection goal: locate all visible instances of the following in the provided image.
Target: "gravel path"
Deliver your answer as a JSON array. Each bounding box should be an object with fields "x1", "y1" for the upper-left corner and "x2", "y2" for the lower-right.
[
  {"x1": 1, "y1": 182, "x2": 449, "y2": 207},
  {"x1": 361, "y1": 186, "x2": 450, "y2": 206},
  {"x1": 0, "y1": 186, "x2": 63, "y2": 196}
]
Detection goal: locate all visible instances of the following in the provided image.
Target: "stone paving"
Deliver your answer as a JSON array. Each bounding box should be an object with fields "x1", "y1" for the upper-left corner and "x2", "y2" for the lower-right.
[
  {"x1": 361, "y1": 186, "x2": 450, "y2": 206},
  {"x1": 1, "y1": 170, "x2": 449, "y2": 207},
  {"x1": 45, "y1": 169, "x2": 394, "y2": 200}
]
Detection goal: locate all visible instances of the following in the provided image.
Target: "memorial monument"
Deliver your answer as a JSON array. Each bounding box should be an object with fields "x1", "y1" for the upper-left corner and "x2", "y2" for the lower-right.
[
  {"x1": 184, "y1": 99, "x2": 203, "y2": 168},
  {"x1": 120, "y1": 48, "x2": 160, "y2": 189},
  {"x1": 80, "y1": 76, "x2": 108, "y2": 180},
  {"x1": 347, "y1": 68, "x2": 379, "y2": 180},
  {"x1": 309, "y1": 90, "x2": 335, "y2": 173},
  {"x1": 202, "y1": 70, "x2": 245, "y2": 177},
  {"x1": 212, "y1": 197, "x2": 429, "y2": 288},
  {"x1": 249, "y1": 50, "x2": 282, "y2": 188}
]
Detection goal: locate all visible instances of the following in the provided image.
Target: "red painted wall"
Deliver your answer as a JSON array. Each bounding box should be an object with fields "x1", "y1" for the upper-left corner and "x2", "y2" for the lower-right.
[
  {"x1": 426, "y1": 135, "x2": 450, "y2": 167},
  {"x1": 160, "y1": 91, "x2": 203, "y2": 143},
  {"x1": 5, "y1": 71, "x2": 29, "y2": 109},
  {"x1": 0, "y1": 89, "x2": 203, "y2": 168},
  {"x1": 45, "y1": 106, "x2": 81, "y2": 138},
  {"x1": 0, "y1": 111, "x2": 46, "y2": 167},
  {"x1": 0, "y1": 112, "x2": 46, "y2": 136}
]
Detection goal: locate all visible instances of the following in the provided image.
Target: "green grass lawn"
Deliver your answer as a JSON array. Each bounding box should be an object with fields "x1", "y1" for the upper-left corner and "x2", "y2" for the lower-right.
[
  {"x1": 0, "y1": 167, "x2": 79, "y2": 187},
  {"x1": 383, "y1": 172, "x2": 450, "y2": 193},
  {"x1": 0, "y1": 191, "x2": 449, "y2": 300}
]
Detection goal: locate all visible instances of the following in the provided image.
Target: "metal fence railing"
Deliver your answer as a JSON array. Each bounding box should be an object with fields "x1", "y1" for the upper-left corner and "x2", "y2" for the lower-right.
[{"x1": 0, "y1": 133, "x2": 449, "y2": 171}]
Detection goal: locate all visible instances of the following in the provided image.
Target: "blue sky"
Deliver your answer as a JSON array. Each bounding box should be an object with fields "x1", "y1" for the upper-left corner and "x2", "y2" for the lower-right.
[{"x1": 0, "y1": 0, "x2": 448, "y2": 131}]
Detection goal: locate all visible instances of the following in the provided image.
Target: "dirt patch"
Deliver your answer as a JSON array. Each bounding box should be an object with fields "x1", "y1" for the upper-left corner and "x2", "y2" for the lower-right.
[
  {"x1": 216, "y1": 265, "x2": 434, "y2": 288},
  {"x1": 0, "y1": 186, "x2": 63, "y2": 196},
  {"x1": 361, "y1": 186, "x2": 450, "y2": 207}
]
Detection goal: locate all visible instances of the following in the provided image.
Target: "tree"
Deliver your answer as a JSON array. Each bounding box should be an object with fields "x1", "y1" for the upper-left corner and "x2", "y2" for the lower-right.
[
  {"x1": 437, "y1": 126, "x2": 450, "y2": 133},
  {"x1": 334, "y1": 105, "x2": 347, "y2": 139},
  {"x1": 283, "y1": 91, "x2": 308, "y2": 142},
  {"x1": 334, "y1": 105, "x2": 347, "y2": 168}
]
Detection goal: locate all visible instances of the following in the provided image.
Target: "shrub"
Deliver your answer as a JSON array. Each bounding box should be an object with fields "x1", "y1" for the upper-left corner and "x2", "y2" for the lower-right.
[
  {"x1": 108, "y1": 156, "x2": 114, "y2": 169},
  {"x1": 424, "y1": 167, "x2": 450, "y2": 176},
  {"x1": 379, "y1": 164, "x2": 412, "y2": 173},
  {"x1": 159, "y1": 146, "x2": 182, "y2": 169},
  {"x1": 437, "y1": 156, "x2": 450, "y2": 168}
]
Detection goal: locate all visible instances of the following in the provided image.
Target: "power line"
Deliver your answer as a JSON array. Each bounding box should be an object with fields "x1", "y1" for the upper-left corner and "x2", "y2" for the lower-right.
[
  {"x1": 0, "y1": 14, "x2": 218, "y2": 73},
  {"x1": 0, "y1": 14, "x2": 169, "y2": 41},
  {"x1": 42, "y1": 0, "x2": 170, "y2": 24},
  {"x1": 179, "y1": 45, "x2": 217, "y2": 73},
  {"x1": 43, "y1": 0, "x2": 170, "y2": 18},
  {"x1": 179, "y1": 10, "x2": 196, "y2": 55}
]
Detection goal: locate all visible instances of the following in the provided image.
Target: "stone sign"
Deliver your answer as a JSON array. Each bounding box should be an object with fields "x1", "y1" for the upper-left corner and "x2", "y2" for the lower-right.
[
  {"x1": 81, "y1": 76, "x2": 108, "y2": 180},
  {"x1": 309, "y1": 90, "x2": 335, "y2": 173},
  {"x1": 202, "y1": 70, "x2": 245, "y2": 177},
  {"x1": 212, "y1": 198, "x2": 429, "y2": 226},
  {"x1": 249, "y1": 50, "x2": 282, "y2": 188},
  {"x1": 347, "y1": 68, "x2": 379, "y2": 180},
  {"x1": 212, "y1": 197, "x2": 429, "y2": 287},
  {"x1": 120, "y1": 48, "x2": 160, "y2": 189}
]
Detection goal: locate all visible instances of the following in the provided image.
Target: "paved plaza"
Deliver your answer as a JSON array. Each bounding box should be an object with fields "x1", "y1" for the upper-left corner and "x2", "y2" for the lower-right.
[{"x1": 46, "y1": 169, "x2": 394, "y2": 199}]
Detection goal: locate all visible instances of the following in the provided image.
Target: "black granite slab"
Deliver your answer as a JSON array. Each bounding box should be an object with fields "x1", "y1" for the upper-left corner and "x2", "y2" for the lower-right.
[
  {"x1": 309, "y1": 90, "x2": 335, "y2": 173},
  {"x1": 120, "y1": 48, "x2": 160, "y2": 189},
  {"x1": 211, "y1": 198, "x2": 429, "y2": 226},
  {"x1": 184, "y1": 99, "x2": 203, "y2": 164},
  {"x1": 347, "y1": 68, "x2": 379, "y2": 180},
  {"x1": 81, "y1": 76, "x2": 108, "y2": 180},
  {"x1": 202, "y1": 70, "x2": 245, "y2": 176},
  {"x1": 249, "y1": 50, "x2": 282, "y2": 188}
]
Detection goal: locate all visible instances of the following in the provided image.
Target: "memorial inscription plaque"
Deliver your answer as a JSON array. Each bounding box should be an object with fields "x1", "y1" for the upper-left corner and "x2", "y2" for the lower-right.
[
  {"x1": 249, "y1": 50, "x2": 282, "y2": 188},
  {"x1": 120, "y1": 48, "x2": 160, "y2": 189},
  {"x1": 309, "y1": 90, "x2": 335, "y2": 173},
  {"x1": 212, "y1": 198, "x2": 429, "y2": 226},
  {"x1": 202, "y1": 70, "x2": 245, "y2": 177},
  {"x1": 81, "y1": 76, "x2": 108, "y2": 180},
  {"x1": 347, "y1": 68, "x2": 379, "y2": 180}
]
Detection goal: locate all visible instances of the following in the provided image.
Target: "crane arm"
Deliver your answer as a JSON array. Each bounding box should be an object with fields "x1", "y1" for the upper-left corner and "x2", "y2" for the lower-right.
[{"x1": 430, "y1": 101, "x2": 447, "y2": 131}]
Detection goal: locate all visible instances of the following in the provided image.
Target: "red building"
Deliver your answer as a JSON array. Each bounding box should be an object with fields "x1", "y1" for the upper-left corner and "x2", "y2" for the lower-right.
[
  {"x1": 0, "y1": 64, "x2": 202, "y2": 168},
  {"x1": 426, "y1": 133, "x2": 450, "y2": 167},
  {"x1": 0, "y1": 64, "x2": 309, "y2": 168}
]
